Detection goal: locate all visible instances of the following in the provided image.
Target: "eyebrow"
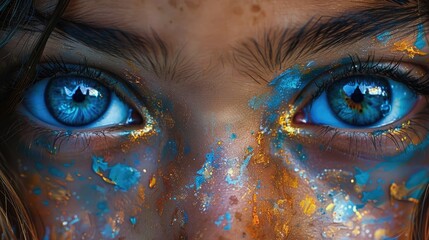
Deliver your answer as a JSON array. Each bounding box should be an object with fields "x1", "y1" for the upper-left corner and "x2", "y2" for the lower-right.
[
  {"x1": 32, "y1": 0, "x2": 429, "y2": 84},
  {"x1": 234, "y1": 0, "x2": 429, "y2": 83},
  {"x1": 52, "y1": 20, "x2": 194, "y2": 83}
]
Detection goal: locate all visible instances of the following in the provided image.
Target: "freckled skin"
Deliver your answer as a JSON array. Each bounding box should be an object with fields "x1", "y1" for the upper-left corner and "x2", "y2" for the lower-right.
[{"x1": 2, "y1": 0, "x2": 429, "y2": 239}]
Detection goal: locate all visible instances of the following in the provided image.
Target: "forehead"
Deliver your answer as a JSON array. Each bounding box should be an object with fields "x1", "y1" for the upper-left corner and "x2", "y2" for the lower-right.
[{"x1": 64, "y1": 0, "x2": 365, "y2": 42}]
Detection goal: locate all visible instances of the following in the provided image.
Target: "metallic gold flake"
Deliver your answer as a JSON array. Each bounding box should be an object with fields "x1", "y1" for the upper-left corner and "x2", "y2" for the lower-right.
[
  {"x1": 389, "y1": 182, "x2": 419, "y2": 203},
  {"x1": 149, "y1": 175, "x2": 157, "y2": 189},
  {"x1": 300, "y1": 195, "x2": 317, "y2": 216},
  {"x1": 393, "y1": 41, "x2": 427, "y2": 58},
  {"x1": 279, "y1": 105, "x2": 301, "y2": 136},
  {"x1": 374, "y1": 228, "x2": 387, "y2": 240}
]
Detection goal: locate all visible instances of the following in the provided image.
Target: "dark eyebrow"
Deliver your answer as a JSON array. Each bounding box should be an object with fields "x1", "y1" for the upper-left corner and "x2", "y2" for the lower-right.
[
  {"x1": 234, "y1": 0, "x2": 429, "y2": 83},
  {"x1": 52, "y1": 19, "x2": 193, "y2": 83}
]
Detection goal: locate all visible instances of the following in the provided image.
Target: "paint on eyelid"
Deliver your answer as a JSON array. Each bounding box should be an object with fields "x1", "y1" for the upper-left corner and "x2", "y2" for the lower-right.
[
  {"x1": 376, "y1": 31, "x2": 392, "y2": 45},
  {"x1": 414, "y1": 24, "x2": 427, "y2": 50}
]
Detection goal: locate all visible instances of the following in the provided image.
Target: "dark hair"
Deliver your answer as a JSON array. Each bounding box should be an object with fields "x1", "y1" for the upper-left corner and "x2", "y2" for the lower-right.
[{"x1": 0, "y1": 1, "x2": 428, "y2": 239}]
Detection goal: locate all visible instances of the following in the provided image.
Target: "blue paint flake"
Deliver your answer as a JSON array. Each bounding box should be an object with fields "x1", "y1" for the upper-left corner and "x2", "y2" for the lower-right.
[
  {"x1": 415, "y1": 24, "x2": 427, "y2": 50},
  {"x1": 361, "y1": 185, "x2": 385, "y2": 204},
  {"x1": 48, "y1": 167, "x2": 65, "y2": 179},
  {"x1": 230, "y1": 133, "x2": 237, "y2": 140},
  {"x1": 109, "y1": 164, "x2": 141, "y2": 191},
  {"x1": 405, "y1": 170, "x2": 428, "y2": 189},
  {"x1": 195, "y1": 149, "x2": 218, "y2": 190},
  {"x1": 129, "y1": 217, "x2": 137, "y2": 225},
  {"x1": 354, "y1": 167, "x2": 370, "y2": 187},
  {"x1": 32, "y1": 187, "x2": 42, "y2": 195},
  {"x1": 91, "y1": 156, "x2": 141, "y2": 191},
  {"x1": 214, "y1": 211, "x2": 232, "y2": 231},
  {"x1": 225, "y1": 153, "x2": 253, "y2": 186},
  {"x1": 376, "y1": 31, "x2": 392, "y2": 45}
]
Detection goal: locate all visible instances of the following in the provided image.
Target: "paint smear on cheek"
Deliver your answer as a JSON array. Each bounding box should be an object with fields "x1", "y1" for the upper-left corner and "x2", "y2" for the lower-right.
[{"x1": 91, "y1": 156, "x2": 141, "y2": 191}]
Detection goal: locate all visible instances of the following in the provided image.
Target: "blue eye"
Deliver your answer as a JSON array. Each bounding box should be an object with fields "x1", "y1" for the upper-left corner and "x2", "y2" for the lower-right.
[
  {"x1": 303, "y1": 75, "x2": 417, "y2": 128},
  {"x1": 20, "y1": 66, "x2": 142, "y2": 129}
]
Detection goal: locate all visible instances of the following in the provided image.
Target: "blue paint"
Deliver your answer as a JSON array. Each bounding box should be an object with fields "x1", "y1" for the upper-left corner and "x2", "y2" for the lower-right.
[
  {"x1": 361, "y1": 185, "x2": 385, "y2": 204},
  {"x1": 63, "y1": 160, "x2": 75, "y2": 168},
  {"x1": 256, "y1": 180, "x2": 261, "y2": 189},
  {"x1": 195, "y1": 148, "x2": 218, "y2": 190},
  {"x1": 183, "y1": 211, "x2": 189, "y2": 224},
  {"x1": 100, "y1": 223, "x2": 119, "y2": 239},
  {"x1": 405, "y1": 170, "x2": 428, "y2": 189},
  {"x1": 129, "y1": 217, "x2": 137, "y2": 225},
  {"x1": 214, "y1": 215, "x2": 224, "y2": 226},
  {"x1": 92, "y1": 156, "x2": 109, "y2": 173},
  {"x1": 162, "y1": 140, "x2": 179, "y2": 159},
  {"x1": 376, "y1": 31, "x2": 392, "y2": 45},
  {"x1": 354, "y1": 168, "x2": 370, "y2": 187},
  {"x1": 91, "y1": 155, "x2": 141, "y2": 191},
  {"x1": 214, "y1": 211, "x2": 232, "y2": 230},
  {"x1": 97, "y1": 201, "x2": 109, "y2": 214},
  {"x1": 230, "y1": 133, "x2": 237, "y2": 140},
  {"x1": 248, "y1": 94, "x2": 269, "y2": 110},
  {"x1": 108, "y1": 164, "x2": 141, "y2": 191},
  {"x1": 32, "y1": 187, "x2": 42, "y2": 195},
  {"x1": 224, "y1": 211, "x2": 232, "y2": 230},
  {"x1": 415, "y1": 24, "x2": 427, "y2": 50},
  {"x1": 42, "y1": 200, "x2": 49, "y2": 206},
  {"x1": 225, "y1": 153, "x2": 253, "y2": 186},
  {"x1": 48, "y1": 167, "x2": 65, "y2": 179}
]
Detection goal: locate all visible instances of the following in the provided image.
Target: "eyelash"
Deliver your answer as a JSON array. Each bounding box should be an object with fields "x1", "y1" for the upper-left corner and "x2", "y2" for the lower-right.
[
  {"x1": 287, "y1": 55, "x2": 429, "y2": 157},
  {"x1": 6, "y1": 58, "x2": 156, "y2": 153}
]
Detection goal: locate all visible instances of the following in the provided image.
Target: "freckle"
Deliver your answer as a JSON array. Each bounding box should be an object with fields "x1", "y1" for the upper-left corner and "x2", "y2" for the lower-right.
[
  {"x1": 251, "y1": 4, "x2": 261, "y2": 13},
  {"x1": 185, "y1": 0, "x2": 201, "y2": 9},
  {"x1": 232, "y1": 6, "x2": 243, "y2": 15},
  {"x1": 229, "y1": 195, "x2": 239, "y2": 205},
  {"x1": 235, "y1": 212, "x2": 242, "y2": 221},
  {"x1": 168, "y1": 0, "x2": 177, "y2": 8}
]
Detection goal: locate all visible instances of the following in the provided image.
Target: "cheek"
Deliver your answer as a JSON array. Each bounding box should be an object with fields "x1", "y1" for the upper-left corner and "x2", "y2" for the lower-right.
[{"x1": 11, "y1": 130, "x2": 168, "y2": 238}]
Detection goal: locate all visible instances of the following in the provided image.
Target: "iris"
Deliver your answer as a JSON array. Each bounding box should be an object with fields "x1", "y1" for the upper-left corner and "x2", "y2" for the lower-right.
[
  {"x1": 327, "y1": 76, "x2": 391, "y2": 126},
  {"x1": 45, "y1": 76, "x2": 110, "y2": 126}
]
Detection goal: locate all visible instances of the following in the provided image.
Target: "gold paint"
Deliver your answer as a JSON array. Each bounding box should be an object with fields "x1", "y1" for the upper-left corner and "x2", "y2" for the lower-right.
[
  {"x1": 149, "y1": 175, "x2": 157, "y2": 189},
  {"x1": 300, "y1": 195, "x2": 317, "y2": 216},
  {"x1": 279, "y1": 105, "x2": 300, "y2": 137},
  {"x1": 252, "y1": 193, "x2": 260, "y2": 225},
  {"x1": 389, "y1": 182, "x2": 419, "y2": 203},
  {"x1": 95, "y1": 171, "x2": 116, "y2": 185},
  {"x1": 325, "y1": 203, "x2": 335, "y2": 212},
  {"x1": 65, "y1": 173, "x2": 74, "y2": 182},
  {"x1": 254, "y1": 131, "x2": 269, "y2": 165},
  {"x1": 374, "y1": 228, "x2": 387, "y2": 240},
  {"x1": 393, "y1": 41, "x2": 427, "y2": 58}
]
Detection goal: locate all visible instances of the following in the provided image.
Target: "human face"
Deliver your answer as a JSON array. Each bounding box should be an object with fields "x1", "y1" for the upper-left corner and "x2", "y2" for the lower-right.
[{"x1": 1, "y1": 0, "x2": 429, "y2": 239}]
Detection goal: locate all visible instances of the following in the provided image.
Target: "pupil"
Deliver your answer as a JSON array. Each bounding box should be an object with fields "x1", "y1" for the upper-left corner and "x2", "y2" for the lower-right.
[
  {"x1": 72, "y1": 87, "x2": 86, "y2": 103},
  {"x1": 350, "y1": 86, "x2": 364, "y2": 103}
]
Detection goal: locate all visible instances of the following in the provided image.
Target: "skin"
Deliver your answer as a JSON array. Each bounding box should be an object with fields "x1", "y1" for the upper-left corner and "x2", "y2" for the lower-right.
[{"x1": 1, "y1": 0, "x2": 429, "y2": 239}]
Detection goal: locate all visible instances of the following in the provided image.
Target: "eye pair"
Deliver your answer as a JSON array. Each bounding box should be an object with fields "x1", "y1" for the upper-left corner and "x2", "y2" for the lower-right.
[{"x1": 19, "y1": 61, "x2": 423, "y2": 135}]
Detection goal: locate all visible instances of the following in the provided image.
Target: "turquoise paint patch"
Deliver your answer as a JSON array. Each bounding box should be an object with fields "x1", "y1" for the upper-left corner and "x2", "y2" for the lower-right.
[
  {"x1": 48, "y1": 167, "x2": 65, "y2": 179},
  {"x1": 248, "y1": 94, "x2": 269, "y2": 110},
  {"x1": 376, "y1": 31, "x2": 392, "y2": 45},
  {"x1": 361, "y1": 185, "x2": 385, "y2": 204},
  {"x1": 415, "y1": 24, "x2": 427, "y2": 50},
  {"x1": 214, "y1": 211, "x2": 232, "y2": 231},
  {"x1": 109, "y1": 164, "x2": 141, "y2": 191},
  {"x1": 195, "y1": 149, "x2": 218, "y2": 190},
  {"x1": 129, "y1": 217, "x2": 137, "y2": 225},
  {"x1": 405, "y1": 170, "x2": 428, "y2": 189},
  {"x1": 225, "y1": 152, "x2": 254, "y2": 186},
  {"x1": 354, "y1": 168, "x2": 370, "y2": 187},
  {"x1": 91, "y1": 156, "x2": 141, "y2": 191},
  {"x1": 32, "y1": 187, "x2": 42, "y2": 195},
  {"x1": 230, "y1": 133, "x2": 237, "y2": 140}
]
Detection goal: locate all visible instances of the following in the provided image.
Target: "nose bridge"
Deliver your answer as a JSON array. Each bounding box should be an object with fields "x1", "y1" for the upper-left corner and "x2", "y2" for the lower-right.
[{"x1": 166, "y1": 120, "x2": 321, "y2": 239}]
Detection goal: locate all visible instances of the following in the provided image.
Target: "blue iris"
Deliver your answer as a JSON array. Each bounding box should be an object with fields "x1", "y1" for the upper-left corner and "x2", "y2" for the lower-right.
[
  {"x1": 307, "y1": 75, "x2": 417, "y2": 128},
  {"x1": 327, "y1": 76, "x2": 391, "y2": 126},
  {"x1": 45, "y1": 76, "x2": 111, "y2": 126}
]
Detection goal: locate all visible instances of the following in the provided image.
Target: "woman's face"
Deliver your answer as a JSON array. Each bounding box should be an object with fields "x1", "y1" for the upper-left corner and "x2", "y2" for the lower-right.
[{"x1": 2, "y1": 0, "x2": 429, "y2": 239}]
